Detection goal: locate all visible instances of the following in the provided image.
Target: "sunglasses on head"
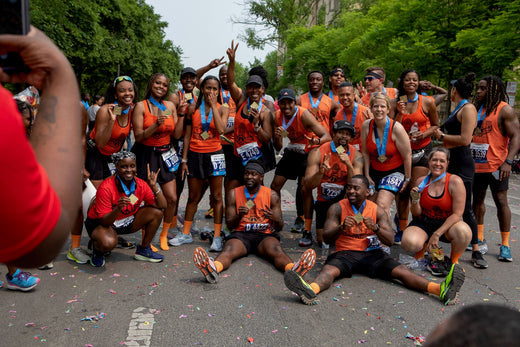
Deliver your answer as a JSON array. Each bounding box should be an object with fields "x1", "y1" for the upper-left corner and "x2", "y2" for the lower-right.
[{"x1": 113, "y1": 76, "x2": 133, "y2": 87}]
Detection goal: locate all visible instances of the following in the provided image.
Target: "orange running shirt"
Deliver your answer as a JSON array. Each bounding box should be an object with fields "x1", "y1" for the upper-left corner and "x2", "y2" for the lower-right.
[
  {"x1": 233, "y1": 101, "x2": 266, "y2": 157},
  {"x1": 189, "y1": 103, "x2": 223, "y2": 153},
  {"x1": 400, "y1": 95, "x2": 431, "y2": 150},
  {"x1": 361, "y1": 87, "x2": 397, "y2": 106},
  {"x1": 141, "y1": 99, "x2": 175, "y2": 147},
  {"x1": 90, "y1": 110, "x2": 131, "y2": 156},
  {"x1": 276, "y1": 106, "x2": 314, "y2": 153},
  {"x1": 234, "y1": 185, "x2": 274, "y2": 233},
  {"x1": 317, "y1": 142, "x2": 356, "y2": 202},
  {"x1": 333, "y1": 102, "x2": 368, "y2": 150},
  {"x1": 300, "y1": 92, "x2": 333, "y2": 131},
  {"x1": 335, "y1": 199, "x2": 379, "y2": 251},
  {"x1": 419, "y1": 173, "x2": 452, "y2": 220},
  {"x1": 365, "y1": 118, "x2": 404, "y2": 171},
  {"x1": 220, "y1": 88, "x2": 236, "y2": 145}
]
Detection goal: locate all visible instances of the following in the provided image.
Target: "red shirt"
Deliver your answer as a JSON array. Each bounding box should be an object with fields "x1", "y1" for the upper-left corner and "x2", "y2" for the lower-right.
[
  {"x1": 0, "y1": 85, "x2": 61, "y2": 263},
  {"x1": 88, "y1": 175, "x2": 155, "y2": 221}
]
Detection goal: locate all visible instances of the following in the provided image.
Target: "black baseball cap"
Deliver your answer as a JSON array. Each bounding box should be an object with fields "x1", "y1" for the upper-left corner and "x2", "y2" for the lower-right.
[
  {"x1": 246, "y1": 75, "x2": 264, "y2": 87},
  {"x1": 277, "y1": 88, "x2": 296, "y2": 102},
  {"x1": 333, "y1": 120, "x2": 355, "y2": 136},
  {"x1": 181, "y1": 67, "x2": 197, "y2": 77}
]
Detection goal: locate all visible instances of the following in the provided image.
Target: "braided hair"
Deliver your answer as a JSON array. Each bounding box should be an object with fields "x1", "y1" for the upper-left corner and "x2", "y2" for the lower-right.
[{"x1": 474, "y1": 75, "x2": 508, "y2": 115}]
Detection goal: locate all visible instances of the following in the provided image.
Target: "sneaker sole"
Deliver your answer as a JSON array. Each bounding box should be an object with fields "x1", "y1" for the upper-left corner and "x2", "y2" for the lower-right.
[
  {"x1": 134, "y1": 254, "x2": 163, "y2": 263},
  {"x1": 294, "y1": 249, "x2": 316, "y2": 277},
  {"x1": 7, "y1": 282, "x2": 39, "y2": 291},
  {"x1": 67, "y1": 252, "x2": 89, "y2": 264},
  {"x1": 427, "y1": 265, "x2": 448, "y2": 277},
  {"x1": 498, "y1": 256, "x2": 513, "y2": 262},
  {"x1": 442, "y1": 264, "x2": 465, "y2": 305},
  {"x1": 284, "y1": 270, "x2": 318, "y2": 305},
  {"x1": 471, "y1": 259, "x2": 489, "y2": 269},
  {"x1": 193, "y1": 247, "x2": 218, "y2": 284},
  {"x1": 168, "y1": 237, "x2": 193, "y2": 247},
  {"x1": 90, "y1": 258, "x2": 105, "y2": 267}
]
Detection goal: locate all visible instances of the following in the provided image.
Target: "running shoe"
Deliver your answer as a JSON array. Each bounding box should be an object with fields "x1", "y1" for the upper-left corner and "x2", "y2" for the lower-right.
[
  {"x1": 193, "y1": 247, "x2": 219, "y2": 283},
  {"x1": 38, "y1": 262, "x2": 54, "y2": 270},
  {"x1": 5, "y1": 270, "x2": 40, "y2": 291},
  {"x1": 0, "y1": 279, "x2": 3, "y2": 288},
  {"x1": 88, "y1": 240, "x2": 110, "y2": 256},
  {"x1": 168, "y1": 232, "x2": 193, "y2": 246},
  {"x1": 90, "y1": 249, "x2": 105, "y2": 267},
  {"x1": 393, "y1": 214, "x2": 403, "y2": 244},
  {"x1": 298, "y1": 230, "x2": 313, "y2": 247},
  {"x1": 209, "y1": 236, "x2": 223, "y2": 252},
  {"x1": 498, "y1": 245, "x2": 513, "y2": 262},
  {"x1": 117, "y1": 236, "x2": 136, "y2": 249},
  {"x1": 290, "y1": 216, "x2": 305, "y2": 233},
  {"x1": 471, "y1": 251, "x2": 488, "y2": 269},
  {"x1": 321, "y1": 242, "x2": 330, "y2": 249},
  {"x1": 465, "y1": 239, "x2": 488, "y2": 254},
  {"x1": 134, "y1": 245, "x2": 164, "y2": 263},
  {"x1": 427, "y1": 257, "x2": 449, "y2": 277},
  {"x1": 284, "y1": 270, "x2": 318, "y2": 305},
  {"x1": 292, "y1": 249, "x2": 316, "y2": 277},
  {"x1": 205, "y1": 207, "x2": 214, "y2": 219},
  {"x1": 67, "y1": 247, "x2": 90, "y2": 264},
  {"x1": 440, "y1": 263, "x2": 465, "y2": 305}
]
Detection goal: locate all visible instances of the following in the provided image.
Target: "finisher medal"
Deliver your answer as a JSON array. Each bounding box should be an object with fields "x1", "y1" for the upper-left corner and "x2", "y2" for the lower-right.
[
  {"x1": 201, "y1": 131, "x2": 210, "y2": 140},
  {"x1": 353, "y1": 213, "x2": 364, "y2": 223},
  {"x1": 378, "y1": 155, "x2": 387, "y2": 163},
  {"x1": 245, "y1": 200, "x2": 255, "y2": 209}
]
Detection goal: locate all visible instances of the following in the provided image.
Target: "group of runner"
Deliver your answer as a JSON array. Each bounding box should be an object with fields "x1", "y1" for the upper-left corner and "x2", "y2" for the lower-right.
[{"x1": 3, "y1": 36, "x2": 518, "y2": 306}]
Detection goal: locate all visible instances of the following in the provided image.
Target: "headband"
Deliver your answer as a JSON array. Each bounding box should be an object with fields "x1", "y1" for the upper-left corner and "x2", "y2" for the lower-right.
[
  {"x1": 244, "y1": 162, "x2": 265, "y2": 175},
  {"x1": 366, "y1": 71, "x2": 383, "y2": 79}
]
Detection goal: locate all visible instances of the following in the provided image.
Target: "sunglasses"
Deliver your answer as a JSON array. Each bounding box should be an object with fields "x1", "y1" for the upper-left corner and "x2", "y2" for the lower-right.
[
  {"x1": 364, "y1": 76, "x2": 377, "y2": 81},
  {"x1": 113, "y1": 76, "x2": 133, "y2": 87}
]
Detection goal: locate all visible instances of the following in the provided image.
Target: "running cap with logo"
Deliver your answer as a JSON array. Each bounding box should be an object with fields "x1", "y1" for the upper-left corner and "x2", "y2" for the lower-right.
[
  {"x1": 277, "y1": 88, "x2": 296, "y2": 102},
  {"x1": 181, "y1": 67, "x2": 197, "y2": 77},
  {"x1": 333, "y1": 120, "x2": 355, "y2": 136}
]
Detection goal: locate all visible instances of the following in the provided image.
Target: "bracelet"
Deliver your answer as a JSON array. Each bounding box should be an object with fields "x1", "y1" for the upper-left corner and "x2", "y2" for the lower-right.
[
  {"x1": 440, "y1": 133, "x2": 445, "y2": 140},
  {"x1": 182, "y1": 159, "x2": 188, "y2": 163},
  {"x1": 254, "y1": 125, "x2": 261, "y2": 133},
  {"x1": 153, "y1": 189, "x2": 161, "y2": 196},
  {"x1": 178, "y1": 113, "x2": 186, "y2": 118},
  {"x1": 404, "y1": 177, "x2": 411, "y2": 182}
]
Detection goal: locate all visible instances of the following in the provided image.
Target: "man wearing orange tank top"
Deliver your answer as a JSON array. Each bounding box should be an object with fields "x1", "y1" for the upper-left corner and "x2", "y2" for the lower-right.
[
  {"x1": 357, "y1": 66, "x2": 398, "y2": 107},
  {"x1": 471, "y1": 76, "x2": 520, "y2": 263}
]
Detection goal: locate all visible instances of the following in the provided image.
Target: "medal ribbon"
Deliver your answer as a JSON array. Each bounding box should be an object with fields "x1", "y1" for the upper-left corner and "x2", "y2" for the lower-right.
[
  {"x1": 181, "y1": 89, "x2": 194, "y2": 104},
  {"x1": 244, "y1": 186, "x2": 259, "y2": 202},
  {"x1": 373, "y1": 118, "x2": 390, "y2": 158},
  {"x1": 282, "y1": 106, "x2": 299, "y2": 130},
  {"x1": 477, "y1": 105, "x2": 486, "y2": 128},
  {"x1": 407, "y1": 93, "x2": 418, "y2": 103},
  {"x1": 308, "y1": 92, "x2": 323, "y2": 109},
  {"x1": 114, "y1": 101, "x2": 130, "y2": 115},
  {"x1": 447, "y1": 99, "x2": 468, "y2": 120},
  {"x1": 247, "y1": 98, "x2": 263, "y2": 111},
  {"x1": 116, "y1": 175, "x2": 136, "y2": 196},
  {"x1": 148, "y1": 96, "x2": 167, "y2": 112},
  {"x1": 330, "y1": 140, "x2": 350, "y2": 155},
  {"x1": 343, "y1": 102, "x2": 358, "y2": 126},
  {"x1": 221, "y1": 88, "x2": 230, "y2": 104},
  {"x1": 417, "y1": 172, "x2": 446, "y2": 192},
  {"x1": 328, "y1": 91, "x2": 334, "y2": 99},
  {"x1": 351, "y1": 201, "x2": 366, "y2": 215},
  {"x1": 199, "y1": 101, "x2": 214, "y2": 132}
]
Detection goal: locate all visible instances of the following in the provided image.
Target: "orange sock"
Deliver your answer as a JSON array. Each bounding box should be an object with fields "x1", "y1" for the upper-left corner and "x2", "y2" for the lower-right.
[
  {"x1": 70, "y1": 235, "x2": 81, "y2": 249},
  {"x1": 171, "y1": 216, "x2": 177, "y2": 229},
  {"x1": 427, "y1": 282, "x2": 441, "y2": 296},
  {"x1": 142, "y1": 232, "x2": 159, "y2": 252},
  {"x1": 285, "y1": 263, "x2": 294, "y2": 272},
  {"x1": 214, "y1": 260, "x2": 223, "y2": 273},
  {"x1": 310, "y1": 282, "x2": 320, "y2": 294},
  {"x1": 501, "y1": 232, "x2": 510, "y2": 247},
  {"x1": 450, "y1": 251, "x2": 462, "y2": 264},
  {"x1": 478, "y1": 224, "x2": 484, "y2": 241},
  {"x1": 304, "y1": 219, "x2": 312, "y2": 232},
  {"x1": 183, "y1": 221, "x2": 193, "y2": 235},
  {"x1": 214, "y1": 223, "x2": 222, "y2": 237},
  {"x1": 160, "y1": 222, "x2": 171, "y2": 250},
  {"x1": 399, "y1": 219, "x2": 408, "y2": 232},
  {"x1": 414, "y1": 244, "x2": 427, "y2": 260}
]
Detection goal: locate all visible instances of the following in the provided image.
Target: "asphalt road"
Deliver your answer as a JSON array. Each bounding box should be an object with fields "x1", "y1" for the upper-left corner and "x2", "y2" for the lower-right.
[{"x1": 1, "y1": 171, "x2": 519, "y2": 346}]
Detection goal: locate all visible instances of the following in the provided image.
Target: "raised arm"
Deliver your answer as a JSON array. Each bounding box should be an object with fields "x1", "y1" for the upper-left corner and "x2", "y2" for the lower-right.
[{"x1": 226, "y1": 40, "x2": 246, "y2": 105}]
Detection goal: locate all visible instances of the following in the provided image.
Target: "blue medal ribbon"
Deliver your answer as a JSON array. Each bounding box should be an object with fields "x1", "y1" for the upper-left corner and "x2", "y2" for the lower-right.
[
  {"x1": 244, "y1": 186, "x2": 259, "y2": 202},
  {"x1": 199, "y1": 101, "x2": 214, "y2": 132},
  {"x1": 417, "y1": 172, "x2": 446, "y2": 192},
  {"x1": 351, "y1": 201, "x2": 366, "y2": 215},
  {"x1": 328, "y1": 91, "x2": 334, "y2": 99},
  {"x1": 343, "y1": 102, "x2": 358, "y2": 125},
  {"x1": 373, "y1": 118, "x2": 390, "y2": 158},
  {"x1": 282, "y1": 106, "x2": 299, "y2": 130},
  {"x1": 222, "y1": 88, "x2": 230, "y2": 104},
  {"x1": 247, "y1": 98, "x2": 263, "y2": 111},
  {"x1": 148, "y1": 96, "x2": 167, "y2": 112},
  {"x1": 447, "y1": 99, "x2": 469, "y2": 120},
  {"x1": 477, "y1": 105, "x2": 486, "y2": 128},
  {"x1": 308, "y1": 92, "x2": 323, "y2": 109},
  {"x1": 116, "y1": 175, "x2": 136, "y2": 196},
  {"x1": 114, "y1": 101, "x2": 130, "y2": 115},
  {"x1": 407, "y1": 93, "x2": 418, "y2": 103},
  {"x1": 330, "y1": 140, "x2": 350, "y2": 155}
]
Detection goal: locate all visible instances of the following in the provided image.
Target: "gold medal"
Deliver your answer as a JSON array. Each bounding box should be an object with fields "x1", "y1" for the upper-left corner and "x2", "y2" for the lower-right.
[
  {"x1": 250, "y1": 101, "x2": 259, "y2": 110},
  {"x1": 114, "y1": 106, "x2": 122, "y2": 116},
  {"x1": 474, "y1": 128, "x2": 481, "y2": 136},
  {"x1": 162, "y1": 109, "x2": 172, "y2": 116},
  {"x1": 280, "y1": 129, "x2": 288, "y2": 138},
  {"x1": 201, "y1": 131, "x2": 210, "y2": 140},
  {"x1": 336, "y1": 145, "x2": 345, "y2": 154},
  {"x1": 185, "y1": 93, "x2": 193, "y2": 101},
  {"x1": 222, "y1": 103, "x2": 229, "y2": 107},
  {"x1": 378, "y1": 155, "x2": 387, "y2": 163},
  {"x1": 399, "y1": 95, "x2": 407, "y2": 103},
  {"x1": 245, "y1": 200, "x2": 255, "y2": 209},
  {"x1": 129, "y1": 194, "x2": 138, "y2": 205},
  {"x1": 353, "y1": 213, "x2": 364, "y2": 223},
  {"x1": 410, "y1": 191, "x2": 421, "y2": 201}
]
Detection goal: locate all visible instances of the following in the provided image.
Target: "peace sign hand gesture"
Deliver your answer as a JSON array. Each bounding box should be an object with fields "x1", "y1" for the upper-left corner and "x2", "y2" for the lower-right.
[
  {"x1": 320, "y1": 153, "x2": 331, "y2": 174},
  {"x1": 226, "y1": 40, "x2": 239, "y2": 63}
]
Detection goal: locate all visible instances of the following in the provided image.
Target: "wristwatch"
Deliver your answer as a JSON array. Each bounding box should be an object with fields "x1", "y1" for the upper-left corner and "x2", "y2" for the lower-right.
[{"x1": 505, "y1": 158, "x2": 513, "y2": 165}]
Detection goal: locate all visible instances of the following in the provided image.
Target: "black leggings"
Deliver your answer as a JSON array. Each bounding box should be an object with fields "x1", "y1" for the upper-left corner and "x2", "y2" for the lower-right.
[{"x1": 462, "y1": 179, "x2": 478, "y2": 245}]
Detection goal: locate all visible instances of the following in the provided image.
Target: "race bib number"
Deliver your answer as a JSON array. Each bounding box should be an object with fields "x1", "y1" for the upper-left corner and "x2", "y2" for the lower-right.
[
  {"x1": 244, "y1": 223, "x2": 270, "y2": 232},
  {"x1": 470, "y1": 143, "x2": 489, "y2": 164},
  {"x1": 108, "y1": 162, "x2": 116, "y2": 175},
  {"x1": 365, "y1": 235, "x2": 382, "y2": 251},
  {"x1": 378, "y1": 172, "x2": 404, "y2": 193},
  {"x1": 210, "y1": 154, "x2": 226, "y2": 176},
  {"x1": 113, "y1": 215, "x2": 135, "y2": 229},
  {"x1": 237, "y1": 142, "x2": 262, "y2": 165},
  {"x1": 226, "y1": 116, "x2": 235, "y2": 130},
  {"x1": 320, "y1": 182, "x2": 344, "y2": 200},
  {"x1": 352, "y1": 144, "x2": 360, "y2": 151},
  {"x1": 161, "y1": 148, "x2": 180, "y2": 172},
  {"x1": 286, "y1": 143, "x2": 306, "y2": 154}
]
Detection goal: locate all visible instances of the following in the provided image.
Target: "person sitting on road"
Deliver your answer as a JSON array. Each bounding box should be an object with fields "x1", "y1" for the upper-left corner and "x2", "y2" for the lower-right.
[
  {"x1": 193, "y1": 160, "x2": 317, "y2": 283},
  {"x1": 85, "y1": 151, "x2": 167, "y2": 267},
  {"x1": 284, "y1": 175, "x2": 465, "y2": 306}
]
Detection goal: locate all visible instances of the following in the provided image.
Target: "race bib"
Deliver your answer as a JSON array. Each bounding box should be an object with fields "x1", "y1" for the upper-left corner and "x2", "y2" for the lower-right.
[
  {"x1": 210, "y1": 154, "x2": 226, "y2": 176},
  {"x1": 320, "y1": 182, "x2": 344, "y2": 200},
  {"x1": 113, "y1": 215, "x2": 135, "y2": 229},
  {"x1": 352, "y1": 144, "x2": 360, "y2": 151},
  {"x1": 226, "y1": 116, "x2": 235, "y2": 129},
  {"x1": 244, "y1": 223, "x2": 270, "y2": 232},
  {"x1": 378, "y1": 172, "x2": 405, "y2": 193},
  {"x1": 108, "y1": 162, "x2": 116, "y2": 175},
  {"x1": 237, "y1": 142, "x2": 262, "y2": 165},
  {"x1": 286, "y1": 143, "x2": 306, "y2": 154},
  {"x1": 470, "y1": 143, "x2": 489, "y2": 164},
  {"x1": 161, "y1": 148, "x2": 180, "y2": 172},
  {"x1": 365, "y1": 235, "x2": 382, "y2": 251}
]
